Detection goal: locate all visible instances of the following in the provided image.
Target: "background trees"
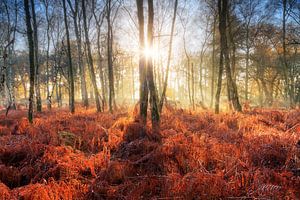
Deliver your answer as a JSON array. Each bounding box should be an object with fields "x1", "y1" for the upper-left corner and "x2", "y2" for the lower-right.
[{"x1": 0, "y1": 0, "x2": 299, "y2": 122}]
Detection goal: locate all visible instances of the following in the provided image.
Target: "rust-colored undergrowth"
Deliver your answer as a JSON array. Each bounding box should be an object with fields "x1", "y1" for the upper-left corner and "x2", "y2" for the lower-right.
[{"x1": 0, "y1": 107, "x2": 299, "y2": 199}]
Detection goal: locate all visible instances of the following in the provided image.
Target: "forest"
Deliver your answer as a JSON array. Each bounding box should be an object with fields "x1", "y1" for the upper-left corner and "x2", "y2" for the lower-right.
[{"x1": 0, "y1": 0, "x2": 300, "y2": 199}]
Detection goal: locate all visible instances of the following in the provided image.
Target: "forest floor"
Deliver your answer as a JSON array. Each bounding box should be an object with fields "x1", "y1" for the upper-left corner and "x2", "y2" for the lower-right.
[{"x1": 0, "y1": 106, "x2": 299, "y2": 199}]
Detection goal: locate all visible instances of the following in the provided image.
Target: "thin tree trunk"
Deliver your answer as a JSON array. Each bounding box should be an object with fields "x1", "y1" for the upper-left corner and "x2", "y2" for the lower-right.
[
  {"x1": 44, "y1": 0, "x2": 51, "y2": 110},
  {"x1": 30, "y1": 0, "x2": 42, "y2": 112},
  {"x1": 215, "y1": 47, "x2": 223, "y2": 114},
  {"x1": 136, "y1": 0, "x2": 148, "y2": 124},
  {"x1": 62, "y1": 0, "x2": 75, "y2": 113},
  {"x1": 69, "y1": 0, "x2": 89, "y2": 108},
  {"x1": 82, "y1": 0, "x2": 101, "y2": 112},
  {"x1": 218, "y1": 0, "x2": 242, "y2": 112},
  {"x1": 282, "y1": 0, "x2": 293, "y2": 107},
  {"x1": 159, "y1": 0, "x2": 178, "y2": 112},
  {"x1": 191, "y1": 63, "x2": 195, "y2": 110},
  {"x1": 24, "y1": 0, "x2": 35, "y2": 122},
  {"x1": 147, "y1": 0, "x2": 160, "y2": 128},
  {"x1": 210, "y1": 16, "x2": 216, "y2": 108},
  {"x1": 215, "y1": 0, "x2": 224, "y2": 114},
  {"x1": 107, "y1": 0, "x2": 116, "y2": 113},
  {"x1": 245, "y1": 26, "x2": 250, "y2": 101},
  {"x1": 93, "y1": 16, "x2": 106, "y2": 109},
  {"x1": 199, "y1": 48, "x2": 206, "y2": 104}
]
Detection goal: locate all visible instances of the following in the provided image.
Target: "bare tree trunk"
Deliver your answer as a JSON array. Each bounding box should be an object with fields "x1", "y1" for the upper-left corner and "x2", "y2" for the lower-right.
[
  {"x1": 191, "y1": 63, "x2": 195, "y2": 110},
  {"x1": 210, "y1": 16, "x2": 216, "y2": 108},
  {"x1": 67, "y1": 0, "x2": 89, "y2": 108},
  {"x1": 227, "y1": 11, "x2": 237, "y2": 81},
  {"x1": 2, "y1": 1, "x2": 18, "y2": 113},
  {"x1": 107, "y1": 0, "x2": 116, "y2": 113},
  {"x1": 43, "y1": 0, "x2": 51, "y2": 110},
  {"x1": 183, "y1": 36, "x2": 192, "y2": 106},
  {"x1": 219, "y1": 0, "x2": 242, "y2": 112},
  {"x1": 159, "y1": 0, "x2": 178, "y2": 112},
  {"x1": 215, "y1": 45, "x2": 223, "y2": 113},
  {"x1": 30, "y1": 0, "x2": 42, "y2": 112},
  {"x1": 92, "y1": 6, "x2": 106, "y2": 109},
  {"x1": 215, "y1": 0, "x2": 224, "y2": 114},
  {"x1": 187, "y1": 62, "x2": 191, "y2": 106},
  {"x1": 24, "y1": 0, "x2": 35, "y2": 122},
  {"x1": 62, "y1": 0, "x2": 75, "y2": 113},
  {"x1": 82, "y1": 0, "x2": 101, "y2": 112},
  {"x1": 199, "y1": 59, "x2": 204, "y2": 103},
  {"x1": 245, "y1": 27, "x2": 250, "y2": 101},
  {"x1": 96, "y1": 33, "x2": 106, "y2": 109},
  {"x1": 147, "y1": 0, "x2": 160, "y2": 129},
  {"x1": 282, "y1": 0, "x2": 294, "y2": 107},
  {"x1": 136, "y1": 0, "x2": 148, "y2": 124}
]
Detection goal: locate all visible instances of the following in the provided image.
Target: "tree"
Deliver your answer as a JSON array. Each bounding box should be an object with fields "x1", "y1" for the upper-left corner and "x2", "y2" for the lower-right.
[
  {"x1": 136, "y1": 0, "x2": 160, "y2": 130},
  {"x1": 159, "y1": 0, "x2": 178, "y2": 113},
  {"x1": 92, "y1": 0, "x2": 106, "y2": 109},
  {"x1": 214, "y1": 0, "x2": 224, "y2": 114},
  {"x1": 42, "y1": 0, "x2": 52, "y2": 110},
  {"x1": 30, "y1": 0, "x2": 42, "y2": 112},
  {"x1": 136, "y1": 0, "x2": 148, "y2": 123},
  {"x1": 82, "y1": 0, "x2": 102, "y2": 112},
  {"x1": 24, "y1": 0, "x2": 35, "y2": 122},
  {"x1": 146, "y1": 0, "x2": 160, "y2": 128},
  {"x1": 62, "y1": 0, "x2": 75, "y2": 113},
  {"x1": 217, "y1": 0, "x2": 242, "y2": 112},
  {"x1": 106, "y1": 0, "x2": 116, "y2": 113},
  {"x1": 67, "y1": 0, "x2": 89, "y2": 108}
]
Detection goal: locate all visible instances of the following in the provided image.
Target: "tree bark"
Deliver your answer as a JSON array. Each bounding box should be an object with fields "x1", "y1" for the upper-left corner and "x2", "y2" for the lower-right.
[
  {"x1": 43, "y1": 0, "x2": 52, "y2": 110},
  {"x1": 210, "y1": 16, "x2": 216, "y2": 108},
  {"x1": 282, "y1": 0, "x2": 294, "y2": 107},
  {"x1": 218, "y1": 0, "x2": 242, "y2": 112},
  {"x1": 159, "y1": 0, "x2": 178, "y2": 112},
  {"x1": 82, "y1": 0, "x2": 102, "y2": 112},
  {"x1": 106, "y1": 0, "x2": 116, "y2": 113},
  {"x1": 30, "y1": 0, "x2": 42, "y2": 112},
  {"x1": 24, "y1": 0, "x2": 35, "y2": 122},
  {"x1": 147, "y1": 0, "x2": 160, "y2": 128},
  {"x1": 62, "y1": 0, "x2": 75, "y2": 113},
  {"x1": 136, "y1": 0, "x2": 148, "y2": 124},
  {"x1": 92, "y1": 7, "x2": 106, "y2": 109},
  {"x1": 68, "y1": 0, "x2": 89, "y2": 108},
  {"x1": 245, "y1": 26, "x2": 250, "y2": 101}
]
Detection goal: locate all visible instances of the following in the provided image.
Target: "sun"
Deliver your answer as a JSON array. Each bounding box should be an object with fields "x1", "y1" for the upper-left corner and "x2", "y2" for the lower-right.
[
  {"x1": 143, "y1": 47, "x2": 153, "y2": 59},
  {"x1": 143, "y1": 42, "x2": 159, "y2": 60}
]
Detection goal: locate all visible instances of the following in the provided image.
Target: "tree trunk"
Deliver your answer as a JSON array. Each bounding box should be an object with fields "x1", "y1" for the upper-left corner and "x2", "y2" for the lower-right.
[
  {"x1": 24, "y1": 0, "x2": 35, "y2": 123},
  {"x1": 210, "y1": 16, "x2": 216, "y2": 108},
  {"x1": 30, "y1": 0, "x2": 42, "y2": 112},
  {"x1": 107, "y1": 0, "x2": 116, "y2": 113},
  {"x1": 82, "y1": 0, "x2": 102, "y2": 112},
  {"x1": 96, "y1": 27, "x2": 106, "y2": 109},
  {"x1": 245, "y1": 27, "x2": 250, "y2": 101},
  {"x1": 62, "y1": 0, "x2": 75, "y2": 113},
  {"x1": 282, "y1": 0, "x2": 294, "y2": 107},
  {"x1": 191, "y1": 63, "x2": 195, "y2": 110},
  {"x1": 44, "y1": 0, "x2": 51, "y2": 110},
  {"x1": 215, "y1": 0, "x2": 224, "y2": 114},
  {"x1": 159, "y1": 0, "x2": 178, "y2": 112},
  {"x1": 136, "y1": 0, "x2": 148, "y2": 124},
  {"x1": 218, "y1": 0, "x2": 242, "y2": 112},
  {"x1": 70, "y1": 0, "x2": 89, "y2": 108},
  {"x1": 215, "y1": 46, "x2": 223, "y2": 113},
  {"x1": 147, "y1": 0, "x2": 160, "y2": 128}
]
